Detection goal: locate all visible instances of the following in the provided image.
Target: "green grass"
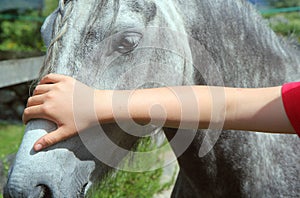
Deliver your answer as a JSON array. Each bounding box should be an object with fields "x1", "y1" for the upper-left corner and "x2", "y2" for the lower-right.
[
  {"x1": 88, "y1": 138, "x2": 176, "y2": 198},
  {"x1": 0, "y1": 124, "x2": 174, "y2": 197},
  {"x1": 90, "y1": 169, "x2": 163, "y2": 198},
  {"x1": 0, "y1": 122, "x2": 24, "y2": 181},
  {"x1": 0, "y1": 123, "x2": 24, "y2": 198},
  {"x1": 0, "y1": 123, "x2": 24, "y2": 160}
]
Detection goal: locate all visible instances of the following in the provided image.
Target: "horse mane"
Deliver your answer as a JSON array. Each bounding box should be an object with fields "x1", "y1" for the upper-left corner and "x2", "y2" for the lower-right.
[
  {"x1": 37, "y1": 0, "x2": 74, "y2": 80},
  {"x1": 36, "y1": 0, "x2": 120, "y2": 85},
  {"x1": 193, "y1": 0, "x2": 300, "y2": 87}
]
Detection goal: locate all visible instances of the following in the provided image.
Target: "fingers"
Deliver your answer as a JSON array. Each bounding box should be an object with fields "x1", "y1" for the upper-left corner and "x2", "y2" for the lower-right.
[
  {"x1": 23, "y1": 105, "x2": 56, "y2": 124},
  {"x1": 39, "y1": 73, "x2": 66, "y2": 85},
  {"x1": 33, "y1": 127, "x2": 72, "y2": 151},
  {"x1": 27, "y1": 95, "x2": 44, "y2": 107},
  {"x1": 33, "y1": 84, "x2": 53, "y2": 95}
]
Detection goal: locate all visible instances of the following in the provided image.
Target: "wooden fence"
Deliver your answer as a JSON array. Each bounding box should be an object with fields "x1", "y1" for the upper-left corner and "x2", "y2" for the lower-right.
[{"x1": 0, "y1": 56, "x2": 44, "y2": 88}]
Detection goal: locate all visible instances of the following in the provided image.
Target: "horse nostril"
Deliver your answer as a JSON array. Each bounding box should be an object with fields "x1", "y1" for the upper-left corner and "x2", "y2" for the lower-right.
[{"x1": 34, "y1": 184, "x2": 52, "y2": 198}]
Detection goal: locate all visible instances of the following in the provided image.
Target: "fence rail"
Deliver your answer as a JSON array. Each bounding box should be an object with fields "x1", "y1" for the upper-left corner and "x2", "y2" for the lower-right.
[
  {"x1": 0, "y1": 56, "x2": 44, "y2": 88},
  {"x1": 260, "y1": 6, "x2": 300, "y2": 14}
]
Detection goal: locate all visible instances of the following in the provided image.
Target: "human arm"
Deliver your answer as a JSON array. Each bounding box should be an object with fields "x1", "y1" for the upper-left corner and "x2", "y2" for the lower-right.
[
  {"x1": 23, "y1": 74, "x2": 296, "y2": 151},
  {"x1": 99, "y1": 85, "x2": 294, "y2": 133}
]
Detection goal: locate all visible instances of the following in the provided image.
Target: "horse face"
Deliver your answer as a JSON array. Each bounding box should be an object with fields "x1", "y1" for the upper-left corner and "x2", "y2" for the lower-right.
[{"x1": 4, "y1": 0, "x2": 193, "y2": 197}]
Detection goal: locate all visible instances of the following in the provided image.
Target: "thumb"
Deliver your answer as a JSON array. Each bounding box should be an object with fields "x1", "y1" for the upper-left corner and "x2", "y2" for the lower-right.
[{"x1": 33, "y1": 127, "x2": 69, "y2": 151}]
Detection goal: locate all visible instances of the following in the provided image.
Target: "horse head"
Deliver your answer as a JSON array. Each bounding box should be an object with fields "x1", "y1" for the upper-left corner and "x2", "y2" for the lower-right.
[
  {"x1": 4, "y1": 0, "x2": 198, "y2": 197},
  {"x1": 5, "y1": 0, "x2": 300, "y2": 197}
]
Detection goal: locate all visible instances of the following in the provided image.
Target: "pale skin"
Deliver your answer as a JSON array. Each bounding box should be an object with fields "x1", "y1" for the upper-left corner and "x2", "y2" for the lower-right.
[{"x1": 23, "y1": 74, "x2": 296, "y2": 151}]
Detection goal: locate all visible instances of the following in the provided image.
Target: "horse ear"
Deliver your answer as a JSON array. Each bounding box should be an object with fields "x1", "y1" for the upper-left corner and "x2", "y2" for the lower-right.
[{"x1": 41, "y1": 8, "x2": 59, "y2": 48}]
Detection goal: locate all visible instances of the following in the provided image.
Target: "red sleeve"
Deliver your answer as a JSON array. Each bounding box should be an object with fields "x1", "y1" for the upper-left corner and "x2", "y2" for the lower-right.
[{"x1": 281, "y1": 82, "x2": 300, "y2": 137}]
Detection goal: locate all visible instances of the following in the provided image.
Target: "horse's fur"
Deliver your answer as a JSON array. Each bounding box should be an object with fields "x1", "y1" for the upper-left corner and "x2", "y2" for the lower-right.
[{"x1": 4, "y1": 0, "x2": 300, "y2": 197}]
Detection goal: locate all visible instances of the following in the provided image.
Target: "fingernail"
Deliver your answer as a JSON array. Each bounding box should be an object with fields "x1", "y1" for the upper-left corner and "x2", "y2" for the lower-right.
[{"x1": 35, "y1": 144, "x2": 43, "y2": 151}]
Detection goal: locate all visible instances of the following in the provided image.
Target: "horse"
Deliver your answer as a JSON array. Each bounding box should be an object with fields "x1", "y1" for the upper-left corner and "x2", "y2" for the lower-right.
[{"x1": 4, "y1": 0, "x2": 300, "y2": 197}]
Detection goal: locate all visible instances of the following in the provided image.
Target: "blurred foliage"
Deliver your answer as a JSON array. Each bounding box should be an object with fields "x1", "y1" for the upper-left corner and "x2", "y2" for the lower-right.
[
  {"x1": 266, "y1": 0, "x2": 300, "y2": 8},
  {"x1": 263, "y1": 12, "x2": 300, "y2": 43},
  {"x1": 0, "y1": 0, "x2": 58, "y2": 52},
  {"x1": 264, "y1": 0, "x2": 300, "y2": 43},
  {"x1": 42, "y1": 0, "x2": 59, "y2": 16},
  {"x1": 0, "y1": 13, "x2": 43, "y2": 51}
]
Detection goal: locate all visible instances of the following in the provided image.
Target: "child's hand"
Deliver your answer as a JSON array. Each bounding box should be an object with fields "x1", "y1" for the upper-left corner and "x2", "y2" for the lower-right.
[{"x1": 23, "y1": 73, "x2": 97, "y2": 151}]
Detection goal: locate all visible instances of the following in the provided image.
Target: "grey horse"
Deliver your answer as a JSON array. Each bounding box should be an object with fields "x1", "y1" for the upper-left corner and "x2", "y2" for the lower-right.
[{"x1": 4, "y1": 0, "x2": 300, "y2": 197}]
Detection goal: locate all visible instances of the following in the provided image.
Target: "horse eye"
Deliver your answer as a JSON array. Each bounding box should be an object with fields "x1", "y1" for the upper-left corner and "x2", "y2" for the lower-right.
[{"x1": 114, "y1": 32, "x2": 143, "y2": 54}]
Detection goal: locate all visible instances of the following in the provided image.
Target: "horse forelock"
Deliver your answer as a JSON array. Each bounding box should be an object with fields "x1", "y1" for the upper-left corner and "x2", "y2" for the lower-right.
[
  {"x1": 38, "y1": 0, "x2": 75, "y2": 83},
  {"x1": 39, "y1": 0, "x2": 194, "y2": 86},
  {"x1": 39, "y1": 0, "x2": 156, "y2": 81}
]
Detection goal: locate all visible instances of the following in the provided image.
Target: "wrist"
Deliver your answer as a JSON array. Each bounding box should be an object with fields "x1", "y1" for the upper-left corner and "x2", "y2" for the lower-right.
[{"x1": 94, "y1": 89, "x2": 114, "y2": 124}]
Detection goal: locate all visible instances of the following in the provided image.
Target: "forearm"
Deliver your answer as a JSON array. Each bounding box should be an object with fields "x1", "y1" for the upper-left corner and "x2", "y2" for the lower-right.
[
  {"x1": 127, "y1": 86, "x2": 213, "y2": 129},
  {"x1": 226, "y1": 86, "x2": 294, "y2": 133},
  {"x1": 95, "y1": 86, "x2": 295, "y2": 133},
  {"x1": 95, "y1": 87, "x2": 212, "y2": 128}
]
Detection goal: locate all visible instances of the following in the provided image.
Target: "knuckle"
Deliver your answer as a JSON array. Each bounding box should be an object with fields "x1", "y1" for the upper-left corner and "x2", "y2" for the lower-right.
[
  {"x1": 42, "y1": 75, "x2": 49, "y2": 81},
  {"x1": 23, "y1": 108, "x2": 30, "y2": 116},
  {"x1": 43, "y1": 136, "x2": 56, "y2": 146},
  {"x1": 27, "y1": 97, "x2": 33, "y2": 105},
  {"x1": 34, "y1": 86, "x2": 41, "y2": 94},
  {"x1": 45, "y1": 93, "x2": 54, "y2": 100},
  {"x1": 47, "y1": 73, "x2": 54, "y2": 78},
  {"x1": 42, "y1": 74, "x2": 53, "y2": 83},
  {"x1": 53, "y1": 84, "x2": 61, "y2": 92},
  {"x1": 41, "y1": 104, "x2": 50, "y2": 114}
]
